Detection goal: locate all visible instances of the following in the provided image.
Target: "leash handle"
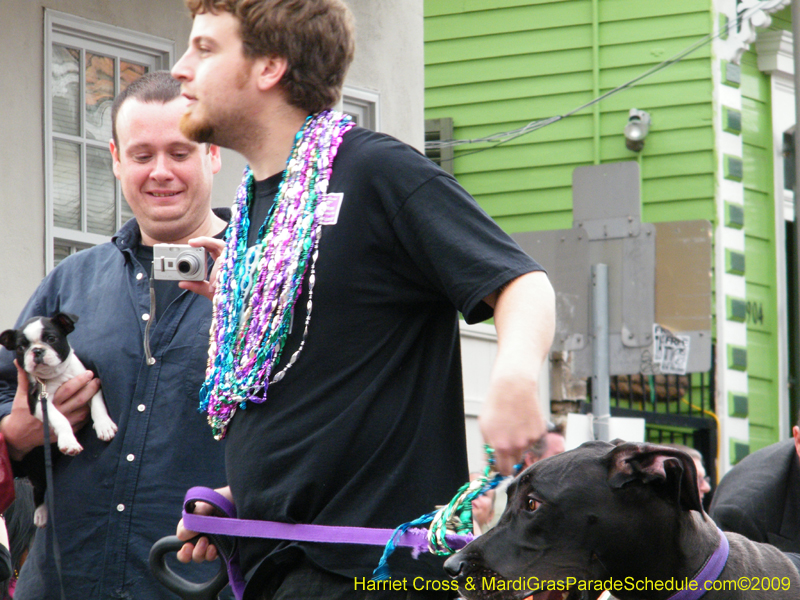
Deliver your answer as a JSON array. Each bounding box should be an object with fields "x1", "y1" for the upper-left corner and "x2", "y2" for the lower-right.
[
  {"x1": 150, "y1": 488, "x2": 244, "y2": 600},
  {"x1": 148, "y1": 535, "x2": 229, "y2": 600}
]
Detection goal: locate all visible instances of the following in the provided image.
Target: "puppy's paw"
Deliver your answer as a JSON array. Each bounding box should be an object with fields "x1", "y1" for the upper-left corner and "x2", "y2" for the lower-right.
[
  {"x1": 93, "y1": 417, "x2": 118, "y2": 442},
  {"x1": 34, "y1": 504, "x2": 48, "y2": 528},
  {"x1": 58, "y1": 433, "x2": 83, "y2": 456}
]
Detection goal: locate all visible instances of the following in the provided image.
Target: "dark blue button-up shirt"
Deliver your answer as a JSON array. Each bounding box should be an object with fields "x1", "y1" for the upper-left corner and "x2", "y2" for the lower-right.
[{"x1": 0, "y1": 212, "x2": 232, "y2": 599}]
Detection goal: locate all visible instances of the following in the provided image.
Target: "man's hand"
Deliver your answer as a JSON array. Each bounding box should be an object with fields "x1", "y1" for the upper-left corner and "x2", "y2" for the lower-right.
[
  {"x1": 176, "y1": 485, "x2": 233, "y2": 563},
  {"x1": 480, "y1": 371, "x2": 546, "y2": 475},
  {"x1": 0, "y1": 361, "x2": 96, "y2": 460},
  {"x1": 179, "y1": 237, "x2": 226, "y2": 301},
  {"x1": 479, "y1": 271, "x2": 555, "y2": 475}
]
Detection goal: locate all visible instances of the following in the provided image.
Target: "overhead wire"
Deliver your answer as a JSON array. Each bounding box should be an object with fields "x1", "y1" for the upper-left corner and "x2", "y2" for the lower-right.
[{"x1": 427, "y1": 9, "x2": 778, "y2": 163}]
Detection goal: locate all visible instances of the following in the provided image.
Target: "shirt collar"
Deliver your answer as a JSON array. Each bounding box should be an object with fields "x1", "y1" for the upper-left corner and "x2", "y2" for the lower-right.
[{"x1": 112, "y1": 207, "x2": 232, "y2": 257}]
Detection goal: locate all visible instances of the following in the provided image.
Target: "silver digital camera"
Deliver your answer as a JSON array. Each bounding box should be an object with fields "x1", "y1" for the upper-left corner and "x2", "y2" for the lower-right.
[{"x1": 152, "y1": 244, "x2": 207, "y2": 281}]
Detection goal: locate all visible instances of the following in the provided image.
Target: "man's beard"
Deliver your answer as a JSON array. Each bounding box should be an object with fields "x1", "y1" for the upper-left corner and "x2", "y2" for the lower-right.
[{"x1": 180, "y1": 110, "x2": 215, "y2": 145}]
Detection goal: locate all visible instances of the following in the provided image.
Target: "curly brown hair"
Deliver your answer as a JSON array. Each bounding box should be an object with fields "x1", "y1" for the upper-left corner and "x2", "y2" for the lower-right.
[{"x1": 185, "y1": 0, "x2": 354, "y2": 114}]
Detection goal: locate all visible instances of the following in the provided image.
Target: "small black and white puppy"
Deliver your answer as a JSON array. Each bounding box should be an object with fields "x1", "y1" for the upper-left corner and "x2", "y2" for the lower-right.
[{"x1": 0, "y1": 312, "x2": 117, "y2": 526}]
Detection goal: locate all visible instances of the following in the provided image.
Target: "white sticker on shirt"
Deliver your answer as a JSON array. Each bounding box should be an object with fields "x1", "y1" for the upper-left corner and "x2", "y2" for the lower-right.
[{"x1": 317, "y1": 193, "x2": 344, "y2": 225}]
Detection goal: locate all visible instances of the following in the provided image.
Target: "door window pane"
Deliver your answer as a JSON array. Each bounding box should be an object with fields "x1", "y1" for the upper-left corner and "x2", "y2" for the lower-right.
[
  {"x1": 53, "y1": 243, "x2": 74, "y2": 266},
  {"x1": 54, "y1": 243, "x2": 87, "y2": 267},
  {"x1": 53, "y1": 140, "x2": 81, "y2": 230},
  {"x1": 121, "y1": 61, "x2": 148, "y2": 92},
  {"x1": 85, "y1": 52, "x2": 114, "y2": 141},
  {"x1": 52, "y1": 45, "x2": 80, "y2": 136},
  {"x1": 87, "y1": 146, "x2": 116, "y2": 235}
]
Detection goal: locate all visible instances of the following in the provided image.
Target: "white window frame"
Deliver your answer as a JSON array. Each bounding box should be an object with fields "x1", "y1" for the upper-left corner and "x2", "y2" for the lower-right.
[
  {"x1": 44, "y1": 10, "x2": 174, "y2": 271},
  {"x1": 342, "y1": 86, "x2": 380, "y2": 131}
]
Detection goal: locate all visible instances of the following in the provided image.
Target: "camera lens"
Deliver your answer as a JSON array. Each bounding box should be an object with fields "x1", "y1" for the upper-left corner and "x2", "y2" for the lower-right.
[{"x1": 176, "y1": 253, "x2": 202, "y2": 278}]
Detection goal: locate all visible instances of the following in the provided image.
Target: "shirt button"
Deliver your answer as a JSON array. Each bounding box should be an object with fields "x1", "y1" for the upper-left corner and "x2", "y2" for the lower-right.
[
  {"x1": 127, "y1": 454, "x2": 135, "y2": 462},
  {"x1": 136, "y1": 273, "x2": 144, "y2": 280},
  {"x1": 117, "y1": 504, "x2": 125, "y2": 512},
  {"x1": 142, "y1": 313, "x2": 150, "y2": 321},
  {"x1": 137, "y1": 404, "x2": 146, "y2": 412}
]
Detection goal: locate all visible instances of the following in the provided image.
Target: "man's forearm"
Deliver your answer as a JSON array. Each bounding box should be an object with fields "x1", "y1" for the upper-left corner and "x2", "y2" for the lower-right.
[
  {"x1": 0, "y1": 414, "x2": 35, "y2": 461},
  {"x1": 479, "y1": 271, "x2": 556, "y2": 474},
  {"x1": 494, "y1": 271, "x2": 555, "y2": 365}
]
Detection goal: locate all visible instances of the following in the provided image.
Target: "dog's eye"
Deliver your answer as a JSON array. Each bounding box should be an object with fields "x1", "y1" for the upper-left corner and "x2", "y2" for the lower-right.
[{"x1": 525, "y1": 497, "x2": 541, "y2": 511}]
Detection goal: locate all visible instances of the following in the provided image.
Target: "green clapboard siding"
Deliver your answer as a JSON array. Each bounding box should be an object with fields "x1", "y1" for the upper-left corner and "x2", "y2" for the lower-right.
[
  {"x1": 424, "y1": 0, "x2": 787, "y2": 449},
  {"x1": 424, "y1": 0, "x2": 715, "y2": 234},
  {"x1": 741, "y1": 51, "x2": 780, "y2": 447}
]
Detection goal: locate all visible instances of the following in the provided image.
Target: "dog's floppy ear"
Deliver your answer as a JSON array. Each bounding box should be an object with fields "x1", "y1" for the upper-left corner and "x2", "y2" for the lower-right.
[
  {"x1": 0, "y1": 330, "x2": 16, "y2": 351},
  {"x1": 606, "y1": 442, "x2": 703, "y2": 513},
  {"x1": 51, "y1": 312, "x2": 79, "y2": 335}
]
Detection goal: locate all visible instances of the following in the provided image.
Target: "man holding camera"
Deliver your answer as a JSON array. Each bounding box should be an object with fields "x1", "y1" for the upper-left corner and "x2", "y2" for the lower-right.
[{"x1": 0, "y1": 71, "x2": 231, "y2": 599}]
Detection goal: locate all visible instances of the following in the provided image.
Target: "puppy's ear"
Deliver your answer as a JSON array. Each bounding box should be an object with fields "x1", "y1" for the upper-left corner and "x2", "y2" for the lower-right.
[
  {"x1": 0, "y1": 330, "x2": 16, "y2": 351},
  {"x1": 606, "y1": 442, "x2": 703, "y2": 513},
  {"x1": 51, "y1": 313, "x2": 79, "y2": 335}
]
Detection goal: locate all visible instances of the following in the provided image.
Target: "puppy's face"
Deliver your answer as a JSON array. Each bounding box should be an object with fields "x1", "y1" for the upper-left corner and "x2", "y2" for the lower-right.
[{"x1": 0, "y1": 314, "x2": 76, "y2": 380}]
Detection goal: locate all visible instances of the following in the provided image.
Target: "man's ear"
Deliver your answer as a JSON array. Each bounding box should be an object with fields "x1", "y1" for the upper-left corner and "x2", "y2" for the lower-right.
[
  {"x1": 793, "y1": 426, "x2": 800, "y2": 461},
  {"x1": 208, "y1": 144, "x2": 222, "y2": 175},
  {"x1": 606, "y1": 442, "x2": 703, "y2": 513},
  {"x1": 109, "y1": 139, "x2": 121, "y2": 180},
  {"x1": 254, "y1": 55, "x2": 288, "y2": 92}
]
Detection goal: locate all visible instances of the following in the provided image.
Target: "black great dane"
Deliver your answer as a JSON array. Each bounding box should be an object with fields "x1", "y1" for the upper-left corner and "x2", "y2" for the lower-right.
[{"x1": 445, "y1": 441, "x2": 800, "y2": 600}]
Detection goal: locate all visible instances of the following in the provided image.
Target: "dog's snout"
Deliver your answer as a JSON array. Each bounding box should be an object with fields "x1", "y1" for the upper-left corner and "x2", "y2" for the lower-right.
[
  {"x1": 443, "y1": 553, "x2": 468, "y2": 578},
  {"x1": 32, "y1": 347, "x2": 46, "y2": 363}
]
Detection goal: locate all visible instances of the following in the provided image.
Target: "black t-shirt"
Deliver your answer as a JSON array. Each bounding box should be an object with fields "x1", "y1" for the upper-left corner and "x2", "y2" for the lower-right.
[{"x1": 225, "y1": 127, "x2": 542, "y2": 589}]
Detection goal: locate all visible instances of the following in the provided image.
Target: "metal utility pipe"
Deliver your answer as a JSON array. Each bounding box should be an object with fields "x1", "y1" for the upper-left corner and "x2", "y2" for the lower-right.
[{"x1": 592, "y1": 263, "x2": 610, "y2": 442}]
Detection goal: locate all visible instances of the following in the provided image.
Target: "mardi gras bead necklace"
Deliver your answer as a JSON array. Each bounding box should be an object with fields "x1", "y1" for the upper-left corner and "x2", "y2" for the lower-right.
[{"x1": 200, "y1": 110, "x2": 354, "y2": 439}]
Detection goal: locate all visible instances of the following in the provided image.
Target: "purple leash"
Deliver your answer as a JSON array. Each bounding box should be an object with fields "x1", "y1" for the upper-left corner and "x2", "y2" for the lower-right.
[{"x1": 152, "y1": 486, "x2": 474, "y2": 600}]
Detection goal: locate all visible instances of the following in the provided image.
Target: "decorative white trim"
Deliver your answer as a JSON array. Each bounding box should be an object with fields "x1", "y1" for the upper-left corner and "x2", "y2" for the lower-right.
[
  {"x1": 720, "y1": 0, "x2": 792, "y2": 65},
  {"x1": 713, "y1": 0, "x2": 750, "y2": 473},
  {"x1": 756, "y1": 29, "x2": 794, "y2": 75},
  {"x1": 47, "y1": 10, "x2": 175, "y2": 62}
]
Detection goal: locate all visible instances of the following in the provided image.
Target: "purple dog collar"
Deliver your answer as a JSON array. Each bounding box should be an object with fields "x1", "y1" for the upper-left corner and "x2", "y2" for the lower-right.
[
  {"x1": 665, "y1": 527, "x2": 729, "y2": 600},
  {"x1": 181, "y1": 487, "x2": 474, "y2": 599}
]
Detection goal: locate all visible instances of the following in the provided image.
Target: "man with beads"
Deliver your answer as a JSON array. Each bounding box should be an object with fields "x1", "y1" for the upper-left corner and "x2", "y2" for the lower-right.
[
  {"x1": 170, "y1": 1, "x2": 556, "y2": 598},
  {"x1": 0, "y1": 71, "x2": 232, "y2": 599}
]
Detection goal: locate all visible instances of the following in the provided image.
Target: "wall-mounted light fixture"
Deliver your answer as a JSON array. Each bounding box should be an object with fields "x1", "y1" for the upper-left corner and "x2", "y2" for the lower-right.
[{"x1": 624, "y1": 108, "x2": 651, "y2": 152}]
